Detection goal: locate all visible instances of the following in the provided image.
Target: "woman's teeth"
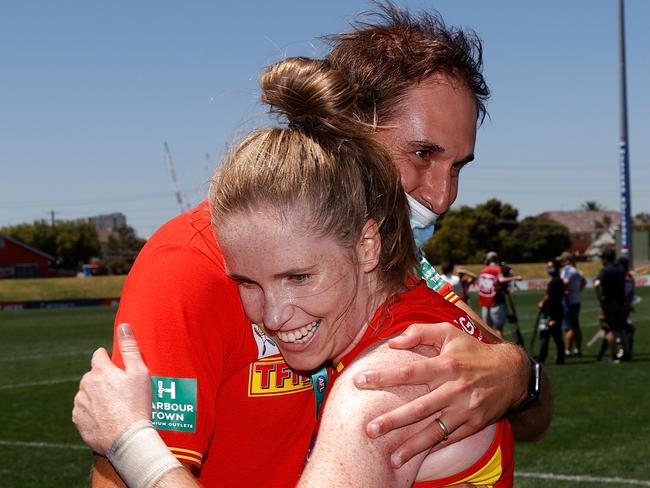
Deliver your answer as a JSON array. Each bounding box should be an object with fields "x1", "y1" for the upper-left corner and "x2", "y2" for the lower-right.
[{"x1": 277, "y1": 320, "x2": 321, "y2": 344}]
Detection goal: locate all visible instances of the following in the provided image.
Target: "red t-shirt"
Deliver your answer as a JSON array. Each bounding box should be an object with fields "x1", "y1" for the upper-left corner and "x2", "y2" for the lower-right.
[
  {"x1": 112, "y1": 202, "x2": 315, "y2": 487},
  {"x1": 478, "y1": 265, "x2": 503, "y2": 308},
  {"x1": 331, "y1": 283, "x2": 514, "y2": 487}
]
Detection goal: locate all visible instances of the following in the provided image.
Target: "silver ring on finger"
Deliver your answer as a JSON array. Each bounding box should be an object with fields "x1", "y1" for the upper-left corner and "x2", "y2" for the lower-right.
[{"x1": 435, "y1": 418, "x2": 449, "y2": 441}]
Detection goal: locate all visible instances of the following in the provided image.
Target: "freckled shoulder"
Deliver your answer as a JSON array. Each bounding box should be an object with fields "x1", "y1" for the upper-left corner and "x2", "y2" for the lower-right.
[{"x1": 299, "y1": 341, "x2": 438, "y2": 488}]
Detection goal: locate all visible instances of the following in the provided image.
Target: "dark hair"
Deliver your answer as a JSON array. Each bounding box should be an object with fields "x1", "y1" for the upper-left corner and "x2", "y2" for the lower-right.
[
  {"x1": 549, "y1": 259, "x2": 561, "y2": 272},
  {"x1": 326, "y1": 1, "x2": 489, "y2": 125},
  {"x1": 210, "y1": 57, "x2": 417, "y2": 296},
  {"x1": 441, "y1": 260, "x2": 454, "y2": 275},
  {"x1": 601, "y1": 248, "x2": 616, "y2": 263}
]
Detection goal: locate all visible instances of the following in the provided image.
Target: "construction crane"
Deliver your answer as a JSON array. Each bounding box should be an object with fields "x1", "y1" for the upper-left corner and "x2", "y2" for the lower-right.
[{"x1": 163, "y1": 141, "x2": 190, "y2": 214}]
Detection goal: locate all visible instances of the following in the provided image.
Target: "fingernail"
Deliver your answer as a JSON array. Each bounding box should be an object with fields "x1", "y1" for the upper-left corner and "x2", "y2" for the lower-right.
[
  {"x1": 391, "y1": 452, "x2": 403, "y2": 468},
  {"x1": 355, "y1": 374, "x2": 367, "y2": 386},
  {"x1": 369, "y1": 422, "x2": 381, "y2": 437},
  {"x1": 118, "y1": 323, "x2": 133, "y2": 337}
]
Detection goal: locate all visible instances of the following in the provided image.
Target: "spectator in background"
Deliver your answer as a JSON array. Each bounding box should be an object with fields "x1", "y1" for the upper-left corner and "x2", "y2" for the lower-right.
[
  {"x1": 457, "y1": 267, "x2": 477, "y2": 304},
  {"x1": 536, "y1": 259, "x2": 566, "y2": 365},
  {"x1": 617, "y1": 255, "x2": 636, "y2": 359},
  {"x1": 478, "y1": 251, "x2": 521, "y2": 338},
  {"x1": 441, "y1": 260, "x2": 477, "y2": 304},
  {"x1": 594, "y1": 249, "x2": 631, "y2": 362},
  {"x1": 558, "y1": 251, "x2": 586, "y2": 357},
  {"x1": 440, "y1": 260, "x2": 462, "y2": 296}
]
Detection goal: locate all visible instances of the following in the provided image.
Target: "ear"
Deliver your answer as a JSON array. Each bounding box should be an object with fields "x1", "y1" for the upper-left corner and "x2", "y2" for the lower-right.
[{"x1": 356, "y1": 219, "x2": 381, "y2": 273}]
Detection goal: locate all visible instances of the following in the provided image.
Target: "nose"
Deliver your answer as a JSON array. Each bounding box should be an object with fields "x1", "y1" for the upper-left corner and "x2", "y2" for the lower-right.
[
  {"x1": 419, "y1": 165, "x2": 457, "y2": 215},
  {"x1": 262, "y1": 290, "x2": 293, "y2": 331}
]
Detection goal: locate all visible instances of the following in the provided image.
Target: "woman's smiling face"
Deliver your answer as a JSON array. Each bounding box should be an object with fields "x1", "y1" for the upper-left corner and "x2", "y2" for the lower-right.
[{"x1": 216, "y1": 205, "x2": 380, "y2": 371}]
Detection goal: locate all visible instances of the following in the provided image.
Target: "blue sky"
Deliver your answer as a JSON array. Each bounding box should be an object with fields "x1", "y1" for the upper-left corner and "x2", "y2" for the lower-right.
[{"x1": 2, "y1": 1, "x2": 648, "y2": 237}]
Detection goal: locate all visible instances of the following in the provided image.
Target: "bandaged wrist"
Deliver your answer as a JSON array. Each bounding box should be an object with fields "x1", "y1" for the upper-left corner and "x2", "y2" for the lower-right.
[{"x1": 107, "y1": 419, "x2": 182, "y2": 488}]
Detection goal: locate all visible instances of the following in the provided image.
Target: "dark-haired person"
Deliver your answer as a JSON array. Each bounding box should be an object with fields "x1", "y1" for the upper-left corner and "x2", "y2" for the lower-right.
[
  {"x1": 618, "y1": 256, "x2": 636, "y2": 359},
  {"x1": 75, "y1": 56, "x2": 515, "y2": 488},
  {"x1": 81, "y1": 5, "x2": 551, "y2": 488},
  {"x1": 536, "y1": 260, "x2": 566, "y2": 365},
  {"x1": 594, "y1": 249, "x2": 631, "y2": 362}
]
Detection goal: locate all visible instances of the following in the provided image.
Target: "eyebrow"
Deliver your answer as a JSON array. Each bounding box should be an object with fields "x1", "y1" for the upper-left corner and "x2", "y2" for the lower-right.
[
  {"x1": 412, "y1": 140, "x2": 475, "y2": 165},
  {"x1": 411, "y1": 140, "x2": 445, "y2": 154},
  {"x1": 228, "y1": 265, "x2": 318, "y2": 282}
]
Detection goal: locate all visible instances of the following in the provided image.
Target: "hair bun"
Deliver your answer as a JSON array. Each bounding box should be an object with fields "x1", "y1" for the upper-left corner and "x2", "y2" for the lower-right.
[{"x1": 260, "y1": 57, "x2": 363, "y2": 137}]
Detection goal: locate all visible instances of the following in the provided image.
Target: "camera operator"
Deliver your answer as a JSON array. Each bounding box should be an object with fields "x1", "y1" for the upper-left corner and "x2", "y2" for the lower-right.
[{"x1": 478, "y1": 251, "x2": 522, "y2": 339}]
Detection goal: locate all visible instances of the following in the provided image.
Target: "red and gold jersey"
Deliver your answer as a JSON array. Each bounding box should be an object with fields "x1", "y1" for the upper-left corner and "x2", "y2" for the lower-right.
[
  {"x1": 112, "y1": 202, "x2": 315, "y2": 488},
  {"x1": 332, "y1": 282, "x2": 514, "y2": 487}
]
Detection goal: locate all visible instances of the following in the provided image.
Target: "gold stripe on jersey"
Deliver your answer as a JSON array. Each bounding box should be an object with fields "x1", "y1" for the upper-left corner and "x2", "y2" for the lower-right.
[
  {"x1": 443, "y1": 290, "x2": 461, "y2": 303},
  {"x1": 170, "y1": 447, "x2": 203, "y2": 466},
  {"x1": 451, "y1": 445, "x2": 502, "y2": 486}
]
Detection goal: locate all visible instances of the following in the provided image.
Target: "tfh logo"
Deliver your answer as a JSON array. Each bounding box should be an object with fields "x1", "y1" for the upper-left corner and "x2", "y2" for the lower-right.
[{"x1": 157, "y1": 380, "x2": 176, "y2": 399}]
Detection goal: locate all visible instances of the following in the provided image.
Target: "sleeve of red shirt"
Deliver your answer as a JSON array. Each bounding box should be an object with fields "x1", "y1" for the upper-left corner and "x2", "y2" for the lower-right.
[{"x1": 111, "y1": 243, "x2": 247, "y2": 468}]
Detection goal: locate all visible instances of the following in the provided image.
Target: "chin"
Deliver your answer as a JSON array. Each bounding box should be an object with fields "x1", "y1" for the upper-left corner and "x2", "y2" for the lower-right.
[{"x1": 280, "y1": 350, "x2": 324, "y2": 373}]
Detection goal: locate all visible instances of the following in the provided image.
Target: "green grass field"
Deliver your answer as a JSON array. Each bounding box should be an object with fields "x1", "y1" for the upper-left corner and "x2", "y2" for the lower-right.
[
  {"x1": 0, "y1": 276, "x2": 125, "y2": 302},
  {"x1": 0, "y1": 288, "x2": 648, "y2": 487}
]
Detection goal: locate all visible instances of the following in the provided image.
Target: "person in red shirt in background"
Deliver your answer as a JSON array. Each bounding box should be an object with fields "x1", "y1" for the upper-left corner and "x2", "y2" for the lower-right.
[{"x1": 478, "y1": 252, "x2": 522, "y2": 339}]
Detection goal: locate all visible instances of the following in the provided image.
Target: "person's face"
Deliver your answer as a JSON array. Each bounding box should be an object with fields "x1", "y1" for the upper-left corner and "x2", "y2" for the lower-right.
[
  {"x1": 216, "y1": 206, "x2": 381, "y2": 371},
  {"x1": 375, "y1": 74, "x2": 478, "y2": 215}
]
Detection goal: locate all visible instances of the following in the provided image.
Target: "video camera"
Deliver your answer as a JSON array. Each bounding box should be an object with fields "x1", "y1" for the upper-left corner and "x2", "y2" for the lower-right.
[{"x1": 499, "y1": 261, "x2": 515, "y2": 294}]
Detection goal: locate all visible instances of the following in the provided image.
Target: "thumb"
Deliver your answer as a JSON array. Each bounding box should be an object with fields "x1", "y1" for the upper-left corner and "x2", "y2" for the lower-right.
[{"x1": 117, "y1": 323, "x2": 145, "y2": 373}]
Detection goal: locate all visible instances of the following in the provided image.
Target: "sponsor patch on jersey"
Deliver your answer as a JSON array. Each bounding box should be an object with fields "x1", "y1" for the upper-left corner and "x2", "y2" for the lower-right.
[
  {"x1": 150, "y1": 376, "x2": 197, "y2": 432},
  {"x1": 248, "y1": 354, "x2": 312, "y2": 397},
  {"x1": 251, "y1": 323, "x2": 280, "y2": 359}
]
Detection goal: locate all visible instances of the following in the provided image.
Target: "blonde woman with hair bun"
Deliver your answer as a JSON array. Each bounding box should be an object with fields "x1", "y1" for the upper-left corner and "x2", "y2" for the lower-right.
[{"x1": 74, "y1": 56, "x2": 514, "y2": 488}]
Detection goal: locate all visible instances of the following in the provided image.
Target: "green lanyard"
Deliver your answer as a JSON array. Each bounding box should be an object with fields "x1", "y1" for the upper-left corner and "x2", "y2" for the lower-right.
[
  {"x1": 310, "y1": 366, "x2": 329, "y2": 419},
  {"x1": 416, "y1": 251, "x2": 446, "y2": 293}
]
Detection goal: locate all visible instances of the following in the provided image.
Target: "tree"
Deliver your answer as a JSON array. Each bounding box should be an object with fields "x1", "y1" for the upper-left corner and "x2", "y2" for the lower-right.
[
  {"x1": 422, "y1": 198, "x2": 572, "y2": 264},
  {"x1": 635, "y1": 212, "x2": 650, "y2": 231},
  {"x1": 103, "y1": 225, "x2": 146, "y2": 274},
  {"x1": 422, "y1": 198, "x2": 520, "y2": 264},
  {"x1": 581, "y1": 201, "x2": 605, "y2": 211},
  {"x1": 1, "y1": 220, "x2": 101, "y2": 271},
  {"x1": 511, "y1": 217, "x2": 571, "y2": 262}
]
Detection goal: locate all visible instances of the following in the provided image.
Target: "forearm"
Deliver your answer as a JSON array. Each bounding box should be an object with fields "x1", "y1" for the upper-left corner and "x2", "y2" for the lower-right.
[
  {"x1": 91, "y1": 455, "x2": 196, "y2": 488},
  {"x1": 92, "y1": 456, "x2": 127, "y2": 488},
  {"x1": 487, "y1": 336, "x2": 553, "y2": 441},
  {"x1": 507, "y1": 368, "x2": 553, "y2": 442},
  {"x1": 92, "y1": 455, "x2": 199, "y2": 488}
]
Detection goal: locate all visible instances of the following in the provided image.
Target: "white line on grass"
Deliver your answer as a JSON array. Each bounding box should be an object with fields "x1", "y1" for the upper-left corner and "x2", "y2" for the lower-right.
[
  {"x1": 516, "y1": 471, "x2": 650, "y2": 486},
  {"x1": 0, "y1": 440, "x2": 87, "y2": 450},
  {"x1": 0, "y1": 377, "x2": 80, "y2": 390}
]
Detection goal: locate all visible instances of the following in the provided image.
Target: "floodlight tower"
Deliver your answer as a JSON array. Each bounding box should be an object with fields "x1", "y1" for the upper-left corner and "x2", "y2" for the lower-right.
[
  {"x1": 618, "y1": 0, "x2": 633, "y2": 265},
  {"x1": 164, "y1": 142, "x2": 189, "y2": 214}
]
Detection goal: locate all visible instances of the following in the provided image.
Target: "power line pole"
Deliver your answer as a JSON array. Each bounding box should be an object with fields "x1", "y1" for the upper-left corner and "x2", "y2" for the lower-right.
[
  {"x1": 618, "y1": 0, "x2": 633, "y2": 266},
  {"x1": 163, "y1": 141, "x2": 189, "y2": 214},
  {"x1": 50, "y1": 210, "x2": 57, "y2": 226}
]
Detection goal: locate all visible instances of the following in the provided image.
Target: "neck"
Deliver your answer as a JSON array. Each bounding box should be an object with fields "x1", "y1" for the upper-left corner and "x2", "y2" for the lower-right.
[{"x1": 332, "y1": 280, "x2": 390, "y2": 366}]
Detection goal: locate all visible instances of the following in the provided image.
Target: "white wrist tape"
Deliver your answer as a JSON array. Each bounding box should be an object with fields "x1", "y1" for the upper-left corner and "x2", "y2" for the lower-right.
[{"x1": 107, "y1": 419, "x2": 182, "y2": 488}]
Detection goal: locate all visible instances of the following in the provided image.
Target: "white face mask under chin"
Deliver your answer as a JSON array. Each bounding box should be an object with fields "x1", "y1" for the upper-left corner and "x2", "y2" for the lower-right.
[{"x1": 406, "y1": 193, "x2": 439, "y2": 249}]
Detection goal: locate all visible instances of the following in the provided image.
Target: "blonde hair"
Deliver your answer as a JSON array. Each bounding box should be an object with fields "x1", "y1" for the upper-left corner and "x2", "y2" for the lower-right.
[{"x1": 210, "y1": 57, "x2": 416, "y2": 295}]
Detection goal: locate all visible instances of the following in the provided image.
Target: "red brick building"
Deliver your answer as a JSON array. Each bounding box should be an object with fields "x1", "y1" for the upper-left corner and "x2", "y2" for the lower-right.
[
  {"x1": 0, "y1": 234, "x2": 55, "y2": 278},
  {"x1": 539, "y1": 211, "x2": 620, "y2": 256}
]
